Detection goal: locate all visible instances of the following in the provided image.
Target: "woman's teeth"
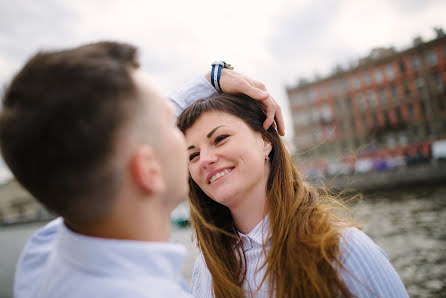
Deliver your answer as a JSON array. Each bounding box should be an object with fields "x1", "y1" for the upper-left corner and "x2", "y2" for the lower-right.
[{"x1": 209, "y1": 168, "x2": 233, "y2": 183}]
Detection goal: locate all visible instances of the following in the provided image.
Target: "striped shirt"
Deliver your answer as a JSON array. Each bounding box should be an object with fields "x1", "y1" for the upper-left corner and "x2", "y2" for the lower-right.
[{"x1": 191, "y1": 217, "x2": 408, "y2": 297}]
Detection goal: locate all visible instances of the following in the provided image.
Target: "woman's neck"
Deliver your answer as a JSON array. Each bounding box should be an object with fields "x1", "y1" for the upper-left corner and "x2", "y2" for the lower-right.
[
  {"x1": 229, "y1": 164, "x2": 270, "y2": 234},
  {"x1": 230, "y1": 193, "x2": 268, "y2": 234}
]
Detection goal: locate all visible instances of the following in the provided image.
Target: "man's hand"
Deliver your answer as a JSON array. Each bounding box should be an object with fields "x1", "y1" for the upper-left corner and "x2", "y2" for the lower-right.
[{"x1": 206, "y1": 69, "x2": 285, "y2": 136}]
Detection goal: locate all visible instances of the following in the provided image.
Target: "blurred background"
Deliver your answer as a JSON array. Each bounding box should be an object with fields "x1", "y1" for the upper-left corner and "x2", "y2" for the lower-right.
[{"x1": 1, "y1": 1, "x2": 445, "y2": 297}]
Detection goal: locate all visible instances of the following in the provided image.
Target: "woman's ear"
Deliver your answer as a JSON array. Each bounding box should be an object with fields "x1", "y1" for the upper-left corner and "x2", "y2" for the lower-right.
[
  {"x1": 130, "y1": 145, "x2": 166, "y2": 196},
  {"x1": 262, "y1": 135, "x2": 273, "y2": 157}
]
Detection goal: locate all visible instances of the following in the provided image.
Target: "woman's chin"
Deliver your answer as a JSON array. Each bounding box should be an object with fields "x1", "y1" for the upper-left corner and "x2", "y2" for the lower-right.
[{"x1": 209, "y1": 193, "x2": 234, "y2": 208}]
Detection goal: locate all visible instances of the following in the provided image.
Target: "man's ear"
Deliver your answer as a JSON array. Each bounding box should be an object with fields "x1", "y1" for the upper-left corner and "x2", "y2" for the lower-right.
[
  {"x1": 262, "y1": 135, "x2": 272, "y2": 157},
  {"x1": 130, "y1": 145, "x2": 166, "y2": 195}
]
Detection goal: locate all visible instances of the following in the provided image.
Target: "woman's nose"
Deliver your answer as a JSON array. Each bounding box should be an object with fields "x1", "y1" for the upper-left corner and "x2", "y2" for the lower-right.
[{"x1": 199, "y1": 149, "x2": 218, "y2": 169}]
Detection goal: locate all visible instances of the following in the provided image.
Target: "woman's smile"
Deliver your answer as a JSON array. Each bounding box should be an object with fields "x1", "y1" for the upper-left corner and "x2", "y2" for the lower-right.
[{"x1": 207, "y1": 167, "x2": 235, "y2": 184}]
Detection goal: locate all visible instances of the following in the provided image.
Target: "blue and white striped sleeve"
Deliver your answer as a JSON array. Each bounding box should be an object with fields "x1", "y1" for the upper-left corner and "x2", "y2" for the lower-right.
[
  {"x1": 167, "y1": 76, "x2": 218, "y2": 116},
  {"x1": 338, "y1": 227, "x2": 409, "y2": 298},
  {"x1": 191, "y1": 253, "x2": 214, "y2": 298}
]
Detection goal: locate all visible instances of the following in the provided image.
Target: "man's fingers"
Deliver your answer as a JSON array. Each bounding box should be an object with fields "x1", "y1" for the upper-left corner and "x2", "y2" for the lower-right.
[
  {"x1": 251, "y1": 79, "x2": 267, "y2": 91},
  {"x1": 239, "y1": 81, "x2": 269, "y2": 101},
  {"x1": 274, "y1": 102, "x2": 285, "y2": 136},
  {"x1": 262, "y1": 97, "x2": 285, "y2": 136},
  {"x1": 262, "y1": 98, "x2": 276, "y2": 131}
]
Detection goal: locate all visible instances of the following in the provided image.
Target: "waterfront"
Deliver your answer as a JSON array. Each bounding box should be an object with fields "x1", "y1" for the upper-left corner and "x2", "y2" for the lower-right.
[{"x1": 1, "y1": 184, "x2": 445, "y2": 298}]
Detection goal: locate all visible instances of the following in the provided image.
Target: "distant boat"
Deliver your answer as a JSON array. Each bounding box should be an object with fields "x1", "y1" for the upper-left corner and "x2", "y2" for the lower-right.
[{"x1": 171, "y1": 201, "x2": 190, "y2": 228}]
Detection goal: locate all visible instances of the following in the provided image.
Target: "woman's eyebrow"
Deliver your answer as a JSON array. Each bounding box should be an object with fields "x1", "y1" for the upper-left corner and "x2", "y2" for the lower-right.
[
  {"x1": 187, "y1": 125, "x2": 229, "y2": 150},
  {"x1": 207, "y1": 125, "x2": 227, "y2": 138}
]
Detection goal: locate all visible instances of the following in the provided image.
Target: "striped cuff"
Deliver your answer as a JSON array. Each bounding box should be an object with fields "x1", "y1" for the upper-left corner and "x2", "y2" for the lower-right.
[{"x1": 211, "y1": 64, "x2": 223, "y2": 93}]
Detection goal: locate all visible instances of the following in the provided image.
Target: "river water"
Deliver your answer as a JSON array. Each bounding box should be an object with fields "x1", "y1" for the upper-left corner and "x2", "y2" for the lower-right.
[{"x1": 0, "y1": 184, "x2": 445, "y2": 298}]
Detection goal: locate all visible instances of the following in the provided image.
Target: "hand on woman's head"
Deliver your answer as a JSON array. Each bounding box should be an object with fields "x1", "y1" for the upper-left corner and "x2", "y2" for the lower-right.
[{"x1": 207, "y1": 69, "x2": 285, "y2": 136}]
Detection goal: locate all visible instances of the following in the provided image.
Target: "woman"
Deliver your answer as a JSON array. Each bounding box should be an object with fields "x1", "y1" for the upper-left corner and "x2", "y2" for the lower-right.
[{"x1": 177, "y1": 94, "x2": 408, "y2": 298}]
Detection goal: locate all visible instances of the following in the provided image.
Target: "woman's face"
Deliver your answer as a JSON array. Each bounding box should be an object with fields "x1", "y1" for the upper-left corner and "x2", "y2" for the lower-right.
[{"x1": 184, "y1": 111, "x2": 272, "y2": 209}]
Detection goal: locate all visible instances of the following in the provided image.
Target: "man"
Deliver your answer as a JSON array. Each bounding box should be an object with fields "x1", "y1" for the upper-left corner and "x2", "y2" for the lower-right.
[{"x1": 0, "y1": 41, "x2": 283, "y2": 297}]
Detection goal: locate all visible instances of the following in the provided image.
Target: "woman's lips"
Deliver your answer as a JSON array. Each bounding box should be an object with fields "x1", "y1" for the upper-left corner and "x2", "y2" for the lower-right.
[{"x1": 207, "y1": 167, "x2": 235, "y2": 184}]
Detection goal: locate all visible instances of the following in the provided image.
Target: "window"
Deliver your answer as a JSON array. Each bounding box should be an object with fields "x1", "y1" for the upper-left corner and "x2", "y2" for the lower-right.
[
  {"x1": 303, "y1": 90, "x2": 310, "y2": 104},
  {"x1": 399, "y1": 132, "x2": 408, "y2": 146},
  {"x1": 367, "y1": 90, "x2": 377, "y2": 107},
  {"x1": 300, "y1": 93, "x2": 308, "y2": 105},
  {"x1": 320, "y1": 86, "x2": 328, "y2": 99},
  {"x1": 391, "y1": 84, "x2": 398, "y2": 102},
  {"x1": 428, "y1": 50, "x2": 438, "y2": 65},
  {"x1": 379, "y1": 88, "x2": 387, "y2": 104},
  {"x1": 407, "y1": 104, "x2": 415, "y2": 119},
  {"x1": 309, "y1": 89, "x2": 317, "y2": 102},
  {"x1": 311, "y1": 108, "x2": 320, "y2": 121},
  {"x1": 335, "y1": 101, "x2": 343, "y2": 114},
  {"x1": 394, "y1": 108, "x2": 403, "y2": 123},
  {"x1": 438, "y1": 96, "x2": 446, "y2": 111},
  {"x1": 403, "y1": 81, "x2": 411, "y2": 96},
  {"x1": 351, "y1": 118, "x2": 356, "y2": 129},
  {"x1": 411, "y1": 56, "x2": 420, "y2": 70},
  {"x1": 294, "y1": 111, "x2": 310, "y2": 126},
  {"x1": 356, "y1": 93, "x2": 366, "y2": 111},
  {"x1": 321, "y1": 104, "x2": 332, "y2": 122},
  {"x1": 386, "y1": 64, "x2": 395, "y2": 80},
  {"x1": 292, "y1": 93, "x2": 301, "y2": 105},
  {"x1": 383, "y1": 111, "x2": 390, "y2": 125},
  {"x1": 420, "y1": 101, "x2": 428, "y2": 117},
  {"x1": 399, "y1": 60, "x2": 406, "y2": 73},
  {"x1": 415, "y1": 78, "x2": 424, "y2": 94},
  {"x1": 330, "y1": 82, "x2": 336, "y2": 96},
  {"x1": 385, "y1": 134, "x2": 397, "y2": 147},
  {"x1": 374, "y1": 69, "x2": 383, "y2": 83},
  {"x1": 364, "y1": 71, "x2": 371, "y2": 86},
  {"x1": 331, "y1": 80, "x2": 342, "y2": 96},
  {"x1": 353, "y1": 76, "x2": 361, "y2": 89},
  {"x1": 293, "y1": 115, "x2": 301, "y2": 127},
  {"x1": 342, "y1": 78, "x2": 349, "y2": 91},
  {"x1": 432, "y1": 72, "x2": 443, "y2": 91},
  {"x1": 346, "y1": 97, "x2": 353, "y2": 110}
]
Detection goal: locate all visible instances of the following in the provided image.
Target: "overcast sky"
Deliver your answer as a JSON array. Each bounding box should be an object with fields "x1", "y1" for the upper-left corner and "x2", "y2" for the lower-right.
[{"x1": 0, "y1": 0, "x2": 445, "y2": 164}]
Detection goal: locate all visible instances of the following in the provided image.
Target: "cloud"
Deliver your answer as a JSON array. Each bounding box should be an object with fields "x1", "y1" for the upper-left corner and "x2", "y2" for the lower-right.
[
  {"x1": 388, "y1": 0, "x2": 443, "y2": 14},
  {"x1": 268, "y1": 1, "x2": 341, "y2": 62},
  {"x1": 0, "y1": 0, "x2": 446, "y2": 145},
  {"x1": 267, "y1": 0, "x2": 446, "y2": 84},
  {"x1": 0, "y1": 0, "x2": 81, "y2": 62}
]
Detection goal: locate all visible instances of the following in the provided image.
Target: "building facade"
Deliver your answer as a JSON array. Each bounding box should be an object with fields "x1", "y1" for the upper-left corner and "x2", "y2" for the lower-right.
[{"x1": 287, "y1": 28, "x2": 446, "y2": 163}]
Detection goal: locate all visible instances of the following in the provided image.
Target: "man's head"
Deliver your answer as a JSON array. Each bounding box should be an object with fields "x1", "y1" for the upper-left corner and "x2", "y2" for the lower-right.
[{"x1": 0, "y1": 41, "x2": 188, "y2": 227}]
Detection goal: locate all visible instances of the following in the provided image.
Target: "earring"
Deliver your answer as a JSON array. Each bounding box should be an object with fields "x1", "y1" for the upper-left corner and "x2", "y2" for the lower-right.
[{"x1": 265, "y1": 155, "x2": 270, "y2": 161}]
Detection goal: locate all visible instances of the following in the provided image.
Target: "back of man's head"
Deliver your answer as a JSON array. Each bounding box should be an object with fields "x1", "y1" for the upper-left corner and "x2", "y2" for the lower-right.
[{"x1": 0, "y1": 41, "x2": 143, "y2": 225}]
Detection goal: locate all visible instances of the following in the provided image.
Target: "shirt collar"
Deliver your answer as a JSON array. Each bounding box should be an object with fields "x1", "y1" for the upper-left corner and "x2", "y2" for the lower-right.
[
  {"x1": 56, "y1": 222, "x2": 186, "y2": 280},
  {"x1": 237, "y1": 215, "x2": 270, "y2": 247}
]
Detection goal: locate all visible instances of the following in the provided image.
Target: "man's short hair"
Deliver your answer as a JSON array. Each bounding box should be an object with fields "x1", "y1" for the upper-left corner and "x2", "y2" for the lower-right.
[{"x1": 0, "y1": 41, "x2": 142, "y2": 224}]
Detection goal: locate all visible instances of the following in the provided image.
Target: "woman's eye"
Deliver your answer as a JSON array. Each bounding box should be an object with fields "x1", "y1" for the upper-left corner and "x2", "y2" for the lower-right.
[
  {"x1": 215, "y1": 134, "x2": 229, "y2": 144},
  {"x1": 189, "y1": 152, "x2": 199, "y2": 161}
]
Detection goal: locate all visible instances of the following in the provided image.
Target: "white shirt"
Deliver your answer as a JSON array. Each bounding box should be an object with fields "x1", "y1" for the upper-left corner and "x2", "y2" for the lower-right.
[
  {"x1": 15, "y1": 218, "x2": 191, "y2": 298},
  {"x1": 191, "y1": 216, "x2": 409, "y2": 298}
]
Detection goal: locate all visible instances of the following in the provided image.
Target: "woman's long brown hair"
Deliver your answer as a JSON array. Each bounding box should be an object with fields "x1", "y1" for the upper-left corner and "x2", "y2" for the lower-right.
[{"x1": 177, "y1": 94, "x2": 356, "y2": 297}]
